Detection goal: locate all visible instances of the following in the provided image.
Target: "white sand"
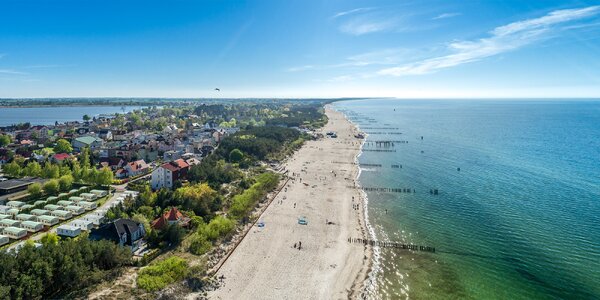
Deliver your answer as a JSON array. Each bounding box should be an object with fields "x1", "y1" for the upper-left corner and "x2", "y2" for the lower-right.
[{"x1": 207, "y1": 107, "x2": 370, "y2": 300}]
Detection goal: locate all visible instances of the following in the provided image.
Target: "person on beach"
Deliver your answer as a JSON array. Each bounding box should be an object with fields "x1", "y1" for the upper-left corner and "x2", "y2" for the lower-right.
[{"x1": 298, "y1": 241, "x2": 302, "y2": 250}]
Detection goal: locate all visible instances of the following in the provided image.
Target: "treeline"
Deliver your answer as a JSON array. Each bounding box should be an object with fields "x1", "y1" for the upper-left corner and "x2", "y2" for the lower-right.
[
  {"x1": 0, "y1": 234, "x2": 131, "y2": 299},
  {"x1": 266, "y1": 105, "x2": 327, "y2": 128},
  {"x1": 217, "y1": 126, "x2": 301, "y2": 161}
]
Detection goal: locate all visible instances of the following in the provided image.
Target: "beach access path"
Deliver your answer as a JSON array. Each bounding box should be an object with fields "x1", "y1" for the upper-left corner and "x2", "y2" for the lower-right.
[{"x1": 208, "y1": 107, "x2": 370, "y2": 300}]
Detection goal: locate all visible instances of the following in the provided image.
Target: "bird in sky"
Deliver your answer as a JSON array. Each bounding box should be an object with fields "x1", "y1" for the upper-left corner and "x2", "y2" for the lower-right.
[{"x1": 215, "y1": 88, "x2": 220, "y2": 92}]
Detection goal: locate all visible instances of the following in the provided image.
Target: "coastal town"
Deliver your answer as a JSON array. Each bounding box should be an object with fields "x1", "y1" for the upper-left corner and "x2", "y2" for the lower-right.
[{"x1": 0, "y1": 101, "x2": 346, "y2": 299}]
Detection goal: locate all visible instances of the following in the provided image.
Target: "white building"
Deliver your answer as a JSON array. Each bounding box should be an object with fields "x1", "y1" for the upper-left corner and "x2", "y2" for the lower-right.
[
  {"x1": 57, "y1": 225, "x2": 81, "y2": 237},
  {"x1": 151, "y1": 159, "x2": 189, "y2": 190},
  {"x1": 70, "y1": 219, "x2": 94, "y2": 231}
]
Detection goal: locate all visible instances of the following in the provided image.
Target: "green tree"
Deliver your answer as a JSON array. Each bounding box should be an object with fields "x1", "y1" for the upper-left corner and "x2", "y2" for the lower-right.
[
  {"x1": 80, "y1": 147, "x2": 91, "y2": 168},
  {"x1": 58, "y1": 175, "x2": 74, "y2": 191},
  {"x1": 27, "y1": 182, "x2": 43, "y2": 198},
  {"x1": 229, "y1": 148, "x2": 244, "y2": 163},
  {"x1": 24, "y1": 161, "x2": 42, "y2": 177},
  {"x1": 173, "y1": 183, "x2": 219, "y2": 217},
  {"x1": 83, "y1": 114, "x2": 91, "y2": 121},
  {"x1": 2, "y1": 161, "x2": 21, "y2": 177},
  {"x1": 42, "y1": 163, "x2": 60, "y2": 179},
  {"x1": 43, "y1": 179, "x2": 60, "y2": 195},
  {"x1": 0, "y1": 134, "x2": 11, "y2": 147},
  {"x1": 96, "y1": 167, "x2": 114, "y2": 186},
  {"x1": 54, "y1": 139, "x2": 73, "y2": 154},
  {"x1": 40, "y1": 232, "x2": 60, "y2": 246}
]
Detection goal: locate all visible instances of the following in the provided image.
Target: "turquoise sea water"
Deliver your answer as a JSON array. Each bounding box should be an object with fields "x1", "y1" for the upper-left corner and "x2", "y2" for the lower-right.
[
  {"x1": 334, "y1": 99, "x2": 600, "y2": 300},
  {"x1": 0, "y1": 106, "x2": 146, "y2": 126}
]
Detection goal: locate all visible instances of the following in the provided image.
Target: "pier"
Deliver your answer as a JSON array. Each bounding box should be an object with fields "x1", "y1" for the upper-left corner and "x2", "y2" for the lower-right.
[{"x1": 348, "y1": 237, "x2": 435, "y2": 253}]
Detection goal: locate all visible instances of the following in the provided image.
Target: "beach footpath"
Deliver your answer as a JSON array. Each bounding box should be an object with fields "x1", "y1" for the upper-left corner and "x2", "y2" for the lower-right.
[{"x1": 205, "y1": 107, "x2": 371, "y2": 300}]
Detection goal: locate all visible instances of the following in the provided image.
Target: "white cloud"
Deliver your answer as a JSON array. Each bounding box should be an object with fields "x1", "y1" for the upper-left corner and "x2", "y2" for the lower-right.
[
  {"x1": 432, "y1": 12, "x2": 461, "y2": 20},
  {"x1": 331, "y1": 7, "x2": 374, "y2": 19},
  {"x1": 379, "y1": 6, "x2": 600, "y2": 76},
  {"x1": 0, "y1": 69, "x2": 27, "y2": 75},
  {"x1": 339, "y1": 18, "x2": 397, "y2": 35}
]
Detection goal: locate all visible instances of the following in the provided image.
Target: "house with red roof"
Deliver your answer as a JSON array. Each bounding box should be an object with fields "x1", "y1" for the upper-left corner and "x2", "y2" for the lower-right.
[
  {"x1": 52, "y1": 153, "x2": 72, "y2": 163},
  {"x1": 150, "y1": 158, "x2": 190, "y2": 190},
  {"x1": 123, "y1": 159, "x2": 149, "y2": 177},
  {"x1": 151, "y1": 207, "x2": 190, "y2": 230}
]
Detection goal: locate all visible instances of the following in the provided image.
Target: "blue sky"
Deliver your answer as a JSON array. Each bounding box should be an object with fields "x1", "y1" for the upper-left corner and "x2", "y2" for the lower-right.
[{"x1": 1, "y1": 0, "x2": 600, "y2": 98}]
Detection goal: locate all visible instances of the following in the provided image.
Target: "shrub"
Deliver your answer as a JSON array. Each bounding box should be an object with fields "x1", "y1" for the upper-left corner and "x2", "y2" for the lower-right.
[{"x1": 137, "y1": 256, "x2": 189, "y2": 291}]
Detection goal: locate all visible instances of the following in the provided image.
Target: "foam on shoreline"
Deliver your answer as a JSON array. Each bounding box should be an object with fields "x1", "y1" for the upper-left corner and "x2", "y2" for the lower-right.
[{"x1": 332, "y1": 105, "x2": 382, "y2": 299}]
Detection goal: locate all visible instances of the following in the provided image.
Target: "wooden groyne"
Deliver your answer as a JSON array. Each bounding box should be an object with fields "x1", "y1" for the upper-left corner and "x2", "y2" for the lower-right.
[
  {"x1": 362, "y1": 187, "x2": 416, "y2": 193},
  {"x1": 348, "y1": 237, "x2": 435, "y2": 253},
  {"x1": 360, "y1": 127, "x2": 399, "y2": 130},
  {"x1": 362, "y1": 149, "x2": 396, "y2": 152}
]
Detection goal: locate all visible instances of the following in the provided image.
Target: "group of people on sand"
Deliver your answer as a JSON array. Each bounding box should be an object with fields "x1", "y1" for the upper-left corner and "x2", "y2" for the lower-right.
[{"x1": 293, "y1": 241, "x2": 302, "y2": 250}]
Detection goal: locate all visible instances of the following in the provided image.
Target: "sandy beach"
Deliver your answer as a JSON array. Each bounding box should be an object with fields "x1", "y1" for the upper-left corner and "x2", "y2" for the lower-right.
[{"x1": 207, "y1": 107, "x2": 371, "y2": 300}]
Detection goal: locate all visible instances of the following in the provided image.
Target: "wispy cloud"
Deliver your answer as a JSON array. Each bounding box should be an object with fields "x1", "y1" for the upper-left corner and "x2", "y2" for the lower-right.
[
  {"x1": 378, "y1": 6, "x2": 600, "y2": 76},
  {"x1": 286, "y1": 65, "x2": 316, "y2": 72},
  {"x1": 23, "y1": 64, "x2": 71, "y2": 69},
  {"x1": 339, "y1": 18, "x2": 397, "y2": 35},
  {"x1": 432, "y1": 12, "x2": 461, "y2": 20},
  {"x1": 331, "y1": 7, "x2": 374, "y2": 19},
  {"x1": 0, "y1": 69, "x2": 28, "y2": 75}
]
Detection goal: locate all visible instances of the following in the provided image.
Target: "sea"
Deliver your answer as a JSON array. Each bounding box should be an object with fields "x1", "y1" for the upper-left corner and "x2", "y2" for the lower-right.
[
  {"x1": 333, "y1": 99, "x2": 600, "y2": 300},
  {"x1": 0, "y1": 106, "x2": 147, "y2": 126}
]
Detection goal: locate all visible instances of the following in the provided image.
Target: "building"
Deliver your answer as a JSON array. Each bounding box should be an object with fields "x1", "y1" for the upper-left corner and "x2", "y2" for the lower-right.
[
  {"x1": 30, "y1": 209, "x2": 49, "y2": 216},
  {"x1": 79, "y1": 193, "x2": 98, "y2": 201},
  {"x1": 15, "y1": 214, "x2": 36, "y2": 222},
  {"x1": 123, "y1": 159, "x2": 150, "y2": 177},
  {"x1": 20, "y1": 221, "x2": 43, "y2": 233},
  {"x1": 3, "y1": 226, "x2": 27, "y2": 240},
  {"x1": 0, "y1": 178, "x2": 44, "y2": 196},
  {"x1": 151, "y1": 207, "x2": 191, "y2": 230},
  {"x1": 44, "y1": 204, "x2": 62, "y2": 211},
  {"x1": 37, "y1": 215, "x2": 59, "y2": 226},
  {"x1": 7, "y1": 201, "x2": 26, "y2": 209},
  {"x1": 0, "y1": 235, "x2": 9, "y2": 246},
  {"x1": 65, "y1": 205, "x2": 85, "y2": 215},
  {"x1": 76, "y1": 201, "x2": 97, "y2": 210},
  {"x1": 70, "y1": 219, "x2": 94, "y2": 231},
  {"x1": 0, "y1": 219, "x2": 20, "y2": 228},
  {"x1": 150, "y1": 159, "x2": 190, "y2": 190},
  {"x1": 50, "y1": 209, "x2": 72, "y2": 220},
  {"x1": 57, "y1": 225, "x2": 81, "y2": 237},
  {"x1": 89, "y1": 218, "x2": 146, "y2": 251},
  {"x1": 72, "y1": 136, "x2": 103, "y2": 151},
  {"x1": 90, "y1": 189, "x2": 108, "y2": 197}
]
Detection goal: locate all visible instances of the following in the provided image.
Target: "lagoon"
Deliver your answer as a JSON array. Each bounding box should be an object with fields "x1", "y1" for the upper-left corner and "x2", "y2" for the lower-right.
[{"x1": 0, "y1": 106, "x2": 147, "y2": 126}]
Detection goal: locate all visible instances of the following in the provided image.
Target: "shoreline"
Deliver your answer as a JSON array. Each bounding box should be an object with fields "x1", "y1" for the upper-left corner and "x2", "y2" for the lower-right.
[
  {"x1": 206, "y1": 107, "x2": 371, "y2": 299},
  {"x1": 337, "y1": 106, "x2": 376, "y2": 299}
]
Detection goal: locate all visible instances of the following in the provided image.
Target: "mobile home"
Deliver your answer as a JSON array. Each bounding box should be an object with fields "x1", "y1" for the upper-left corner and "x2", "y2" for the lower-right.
[
  {"x1": 90, "y1": 189, "x2": 108, "y2": 197},
  {"x1": 30, "y1": 209, "x2": 49, "y2": 216},
  {"x1": 0, "y1": 235, "x2": 8, "y2": 246},
  {"x1": 79, "y1": 193, "x2": 98, "y2": 201},
  {"x1": 57, "y1": 225, "x2": 81, "y2": 237},
  {"x1": 0, "y1": 219, "x2": 20, "y2": 228},
  {"x1": 57, "y1": 200, "x2": 74, "y2": 207},
  {"x1": 70, "y1": 220, "x2": 94, "y2": 231},
  {"x1": 44, "y1": 204, "x2": 62, "y2": 211},
  {"x1": 50, "y1": 210, "x2": 72, "y2": 220},
  {"x1": 65, "y1": 205, "x2": 85, "y2": 215},
  {"x1": 37, "y1": 215, "x2": 59, "y2": 226},
  {"x1": 20, "y1": 221, "x2": 44, "y2": 233},
  {"x1": 6, "y1": 201, "x2": 26, "y2": 209},
  {"x1": 76, "y1": 201, "x2": 97, "y2": 210},
  {"x1": 3, "y1": 227, "x2": 27, "y2": 239},
  {"x1": 15, "y1": 214, "x2": 36, "y2": 222},
  {"x1": 69, "y1": 196, "x2": 84, "y2": 203}
]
